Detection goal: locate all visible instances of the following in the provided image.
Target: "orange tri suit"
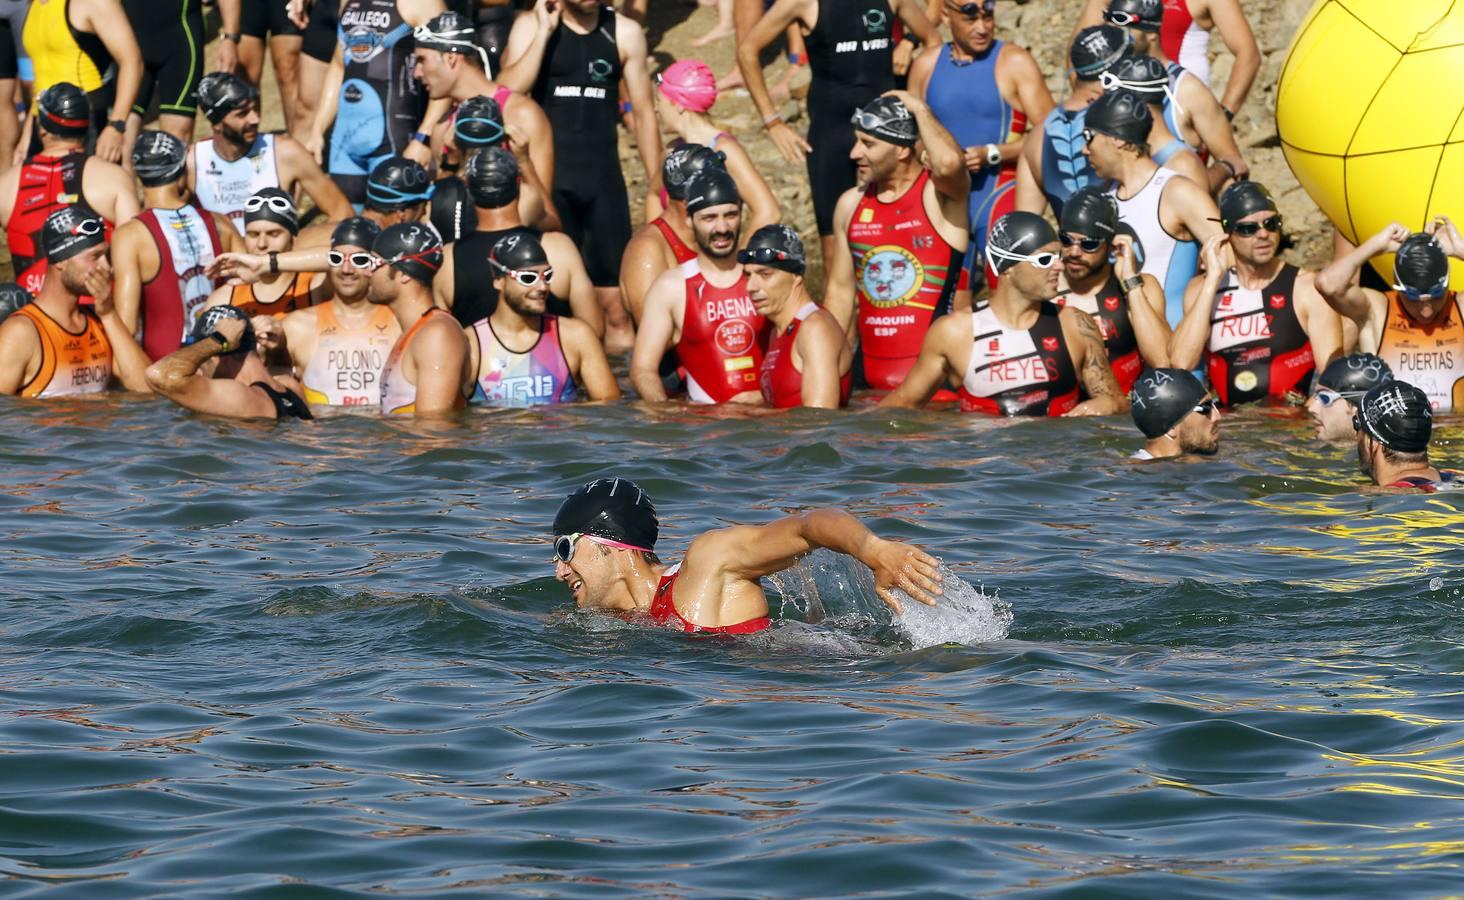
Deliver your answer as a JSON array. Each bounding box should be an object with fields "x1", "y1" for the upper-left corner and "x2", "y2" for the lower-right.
[
  {"x1": 956, "y1": 301, "x2": 1080, "y2": 416},
  {"x1": 675, "y1": 258, "x2": 768, "y2": 404},
  {"x1": 849, "y1": 169, "x2": 962, "y2": 391},
  {"x1": 229, "y1": 273, "x2": 317, "y2": 319},
  {"x1": 11, "y1": 304, "x2": 112, "y2": 398},
  {"x1": 379, "y1": 308, "x2": 467, "y2": 416},
  {"x1": 1377, "y1": 291, "x2": 1464, "y2": 413},
  {"x1": 1205, "y1": 264, "x2": 1316, "y2": 406},
  {"x1": 300, "y1": 303, "x2": 401, "y2": 407},
  {"x1": 1054, "y1": 274, "x2": 1143, "y2": 395}
]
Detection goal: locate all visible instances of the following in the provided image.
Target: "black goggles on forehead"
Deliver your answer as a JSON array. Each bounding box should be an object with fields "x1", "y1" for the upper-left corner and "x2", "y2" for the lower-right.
[
  {"x1": 738, "y1": 246, "x2": 798, "y2": 267},
  {"x1": 956, "y1": 1, "x2": 995, "y2": 16},
  {"x1": 1103, "y1": 9, "x2": 1144, "y2": 26},
  {"x1": 1059, "y1": 233, "x2": 1107, "y2": 252},
  {"x1": 69, "y1": 218, "x2": 104, "y2": 236},
  {"x1": 328, "y1": 250, "x2": 377, "y2": 269}
]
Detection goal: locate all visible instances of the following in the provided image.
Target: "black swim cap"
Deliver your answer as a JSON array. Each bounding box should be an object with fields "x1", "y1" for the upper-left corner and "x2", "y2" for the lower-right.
[
  {"x1": 1316, "y1": 353, "x2": 1392, "y2": 399},
  {"x1": 196, "y1": 72, "x2": 259, "y2": 124},
  {"x1": 415, "y1": 11, "x2": 491, "y2": 68},
  {"x1": 737, "y1": 223, "x2": 805, "y2": 275},
  {"x1": 1101, "y1": 54, "x2": 1168, "y2": 105},
  {"x1": 331, "y1": 216, "x2": 382, "y2": 250},
  {"x1": 662, "y1": 143, "x2": 725, "y2": 202},
  {"x1": 1060, "y1": 186, "x2": 1119, "y2": 239},
  {"x1": 42, "y1": 205, "x2": 106, "y2": 264},
  {"x1": 0, "y1": 282, "x2": 31, "y2": 321},
  {"x1": 428, "y1": 177, "x2": 475, "y2": 243},
  {"x1": 490, "y1": 230, "x2": 549, "y2": 272},
  {"x1": 988, "y1": 211, "x2": 1057, "y2": 274},
  {"x1": 1085, "y1": 88, "x2": 1152, "y2": 145},
  {"x1": 465, "y1": 146, "x2": 520, "y2": 209},
  {"x1": 191, "y1": 304, "x2": 257, "y2": 355},
  {"x1": 552, "y1": 477, "x2": 659, "y2": 552},
  {"x1": 1356, "y1": 380, "x2": 1432, "y2": 453},
  {"x1": 454, "y1": 95, "x2": 506, "y2": 148},
  {"x1": 1130, "y1": 368, "x2": 1207, "y2": 438},
  {"x1": 1071, "y1": 25, "x2": 1131, "y2": 81},
  {"x1": 684, "y1": 168, "x2": 740, "y2": 215},
  {"x1": 132, "y1": 130, "x2": 189, "y2": 186},
  {"x1": 243, "y1": 187, "x2": 299, "y2": 235},
  {"x1": 1106, "y1": 0, "x2": 1163, "y2": 31},
  {"x1": 366, "y1": 156, "x2": 434, "y2": 211},
  {"x1": 373, "y1": 222, "x2": 443, "y2": 284},
  {"x1": 1393, "y1": 233, "x2": 1450, "y2": 297},
  {"x1": 37, "y1": 83, "x2": 90, "y2": 137},
  {"x1": 852, "y1": 95, "x2": 917, "y2": 147},
  {"x1": 1218, "y1": 181, "x2": 1279, "y2": 231}
]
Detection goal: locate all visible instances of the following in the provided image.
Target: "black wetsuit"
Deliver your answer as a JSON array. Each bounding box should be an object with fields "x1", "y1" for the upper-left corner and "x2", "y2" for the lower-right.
[
  {"x1": 531, "y1": 5, "x2": 629, "y2": 288},
  {"x1": 451, "y1": 226, "x2": 573, "y2": 327},
  {"x1": 121, "y1": 0, "x2": 206, "y2": 118},
  {"x1": 330, "y1": 0, "x2": 426, "y2": 203},
  {"x1": 474, "y1": 2, "x2": 516, "y2": 76},
  {"x1": 254, "y1": 382, "x2": 314, "y2": 420},
  {"x1": 302, "y1": 0, "x2": 341, "y2": 63},
  {"x1": 803, "y1": 0, "x2": 894, "y2": 235}
]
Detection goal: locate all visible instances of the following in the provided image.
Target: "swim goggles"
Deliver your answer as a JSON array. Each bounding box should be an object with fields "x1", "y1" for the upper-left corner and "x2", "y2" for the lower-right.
[
  {"x1": 956, "y1": 1, "x2": 995, "y2": 17},
  {"x1": 328, "y1": 250, "x2": 378, "y2": 270},
  {"x1": 1392, "y1": 277, "x2": 1449, "y2": 301},
  {"x1": 375, "y1": 248, "x2": 441, "y2": 273},
  {"x1": 1103, "y1": 9, "x2": 1150, "y2": 28},
  {"x1": 68, "y1": 218, "x2": 104, "y2": 236},
  {"x1": 501, "y1": 266, "x2": 555, "y2": 287},
  {"x1": 412, "y1": 23, "x2": 492, "y2": 70},
  {"x1": 987, "y1": 244, "x2": 1058, "y2": 269},
  {"x1": 1229, "y1": 215, "x2": 1282, "y2": 237},
  {"x1": 554, "y1": 532, "x2": 651, "y2": 563},
  {"x1": 1193, "y1": 398, "x2": 1218, "y2": 416},
  {"x1": 455, "y1": 115, "x2": 505, "y2": 147},
  {"x1": 1098, "y1": 70, "x2": 1173, "y2": 103},
  {"x1": 243, "y1": 194, "x2": 296, "y2": 216},
  {"x1": 1059, "y1": 233, "x2": 1106, "y2": 253},
  {"x1": 738, "y1": 246, "x2": 799, "y2": 266}
]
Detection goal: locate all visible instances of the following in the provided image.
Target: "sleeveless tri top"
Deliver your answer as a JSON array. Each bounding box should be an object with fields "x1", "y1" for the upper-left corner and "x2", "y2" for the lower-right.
[
  {"x1": 333, "y1": 0, "x2": 423, "y2": 199},
  {"x1": 379, "y1": 307, "x2": 463, "y2": 415},
  {"x1": 802, "y1": 0, "x2": 894, "y2": 119},
  {"x1": 1110, "y1": 167, "x2": 1199, "y2": 328},
  {"x1": 193, "y1": 135, "x2": 281, "y2": 229},
  {"x1": 300, "y1": 302, "x2": 400, "y2": 406},
  {"x1": 8, "y1": 151, "x2": 94, "y2": 295},
  {"x1": 1377, "y1": 291, "x2": 1464, "y2": 413},
  {"x1": 470, "y1": 313, "x2": 579, "y2": 406},
  {"x1": 849, "y1": 169, "x2": 961, "y2": 390},
  {"x1": 1162, "y1": 62, "x2": 1202, "y2": 155},
  {"x1": 137, "y1": 203, "x2": 223, "y2": 361},
  {"x1": 24, "y1": 0, "x2": 111, "y2": 97},
  {"x1": 957, "y1": 301, "x2": 1079, "y2": 416},
  {"x1": 650, "y1": 563, "x2": 772, "y2": 635},
  {"x1": 229, "y1": 272, "x2": 317, "y2": 318},
  {"x1": 531, "y1": 6, "x2": 622, "y2": 174},
  {"x1": 12, "y1": 304, "x2": 111, "y2": 398},
  {"x1": 676, "y1": 259, "x2": 767, "y2": 404},
  {"x1": 1054, "y1": 273, "x2": 1141, "y2": 394},
  {"x1": 652, "y1": 216, "x2": 696, "y2": 265},
  {"x1": 1161, "y1": 0, "x2": 1211, "y2": 86},
  {"x1": 1206, "y1": 264, "x2": 1315, "y2": 406},
  {"x1": 1039, "y1": 105, "x2": 1097, "y2": 219},
  {"x1": 759, "y1": 301, "x2": 852, "y2": 408}
]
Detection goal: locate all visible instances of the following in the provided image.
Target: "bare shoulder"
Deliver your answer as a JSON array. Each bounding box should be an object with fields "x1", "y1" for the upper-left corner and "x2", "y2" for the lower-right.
[
  {"x1": 832, "y1": 186, "x2": 864, "y2": 229},
  {"x1": 1059, "y1": 303, "x2": 1103, "y2": 335}
]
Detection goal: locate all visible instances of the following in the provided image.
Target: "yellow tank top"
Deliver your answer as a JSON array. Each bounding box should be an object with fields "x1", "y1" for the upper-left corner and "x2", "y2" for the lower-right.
[{"x1": 24, "y1": 0, "x2": 106, "y2": 96}]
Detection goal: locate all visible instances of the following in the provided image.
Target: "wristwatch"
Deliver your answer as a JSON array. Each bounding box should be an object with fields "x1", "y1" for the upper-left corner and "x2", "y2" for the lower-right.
[
  {"x1": 221, "y1": 31, "x2": 242, "y2": 43},
  {"x1": 268, "y1": 251, "x2": 279, "y2": 275},
  {"x1": 108, "y1": 119, "x2": 126, "y2": 133},
  {"x1": 1120, "y1": 275, "x2": 1144, "y2": 295},
  {"x1": 985, "y1": 144, "x2": 1002, "y2": 167},
  {"x1": 207, "y1": 331, "x2": 230, "y2": 351},
  {"x1": 411, "y1": 131, "x2": 430, "y2": 146}
]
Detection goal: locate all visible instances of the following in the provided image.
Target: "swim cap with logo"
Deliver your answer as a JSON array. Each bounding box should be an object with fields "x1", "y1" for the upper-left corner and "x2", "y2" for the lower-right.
[
  {"x1": 1393, "y1": 233, "x2": 1450, "y2": 297},
  {"x1": 662, "y1": 144, "x2": 725, "y2": 202},
  {"x1": 684, "y1": 168, "x2": 740, "y2": 214},
  {"x1": 454, "y1": 95, "x2": 506, "y2": 148},
  {"x1": 42, "y1": 205, "x2": 106, "y2": 264},
  {"x1": 737, "y1": 224, "x2": 806, "y2": 275},
  {"x1": 1356, "y1": 381, "x2": 1432, "y2": 453},
  {"x1": 1060, "y1": 186, "x2": 1119, "y2": 239},
  {"x1": 490, "y1": 231, "x2": 549, "y2": 272},
  {"x1": 414, "y1": 11, "x2": 491, "y2": 68},
  {"x1": 37, "y1": 83, "x2": 90, "y2": 137},
  {"x1": 852, "y1": 95, "x2": 918, "y2": 147},
  {"x1": 0, "y1": 283, "x2": 31, "y2": 321},
  {"x1": 243, "y1": 187, "x2": 299, "y2": 234},
  {"x1": 1218, "y1": 182, "x2": 1279, "y2": 231},
  {"x1": 1101, "y1": 54, "x2": 1168, "y2": 105},
  {"x1": 1105, "y1": 0, "x2": 1163, "y2": 31},
  {"x1": 191, "y1": 304, "x2": 257, "y2": 354},
  {"x1": 1316, "y1": 353, "x2": 1392, "y2": 399},
  {"x1": 1084, "y1": 88, "x2": 1152, "y2": 145},
  {"x1": 1130, "y1": 368, "x2": 1207, "y2": 438},
  {"x1": 196, "y1": 71, "x2": 259, "y2": 124},
  {"x1": 373, "y1": 223, "x2": 443, "y2": 284},
  {"x1": 132, "y1": 130, "x2": 189, "y2": 186},
  {"x1": 366, "y1": 156, "x2": 434, "y2": 211},
  {"x1": 987, "y1": 211, "x2": 1058, "y2": 274},
  {"x1": 552, "y1": 477, "x2": 659, "y2": 552},
  {"x1": 657, "y1": 59, "x2": 717, "y2": 113},
  {"x1": 465, "y1": 146, "x2": 520, "y2": 209},
  {"x1": 331, "y1": 216, "x2": 382, "y2": 250},
  {"x1": 1070, "y1": 25, "x2": 1131, "y2": 81}
]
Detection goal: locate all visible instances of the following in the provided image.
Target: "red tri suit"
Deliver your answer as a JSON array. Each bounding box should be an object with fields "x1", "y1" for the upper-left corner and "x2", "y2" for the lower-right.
[
  {"x1": 1054, "y1": 274, "x2": 1142, "y2": 394},
  {"x1": 8, "y1": 152, "x2": 113, "y2": 297},
  {"x1": 652, "y1": 216, "x2": 697, "y2": 265},
  {"x1": 957, "y1": 301, "x2": 1079, "y2": 416},
  {"x1": 759, "y1": 301, "x2": 853, "y2": 408},
  {"x1": 849, "y1": 169, "x2": 961, "y2": 390},
  {"x1": 136, "y1": 203, "x2": 224, "y2": 360},
  {"x1": 1205, "y1": 263, "x2": 1315, "y2": 406},
  {"x1": 676, "y1": 258, "x2": 768, "y2": 403}
]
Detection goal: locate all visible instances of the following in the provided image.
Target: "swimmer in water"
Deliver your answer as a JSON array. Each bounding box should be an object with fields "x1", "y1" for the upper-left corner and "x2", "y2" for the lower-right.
[
  {"x1": 1303, "y1": 353, "x2": 1392, "y2": 442},
  {"x1": 551, "y1": 478, "x2": 942, "y2": 634},
  {"x1": 1354, "y1": 381, "x2": 1458, "y2": 492},
  {"x1": 1128, "y1": 367, "x2": 1220, "y2": 460}
]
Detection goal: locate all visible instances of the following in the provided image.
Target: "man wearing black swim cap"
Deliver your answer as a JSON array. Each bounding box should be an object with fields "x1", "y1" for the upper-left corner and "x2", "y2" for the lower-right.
[
  {"x1": 136, "y1": 304, "x2": 312, "y2": 419},
  {"x1": 0, "y1": 206, "x2": 152, "y2": 397},
  {"x1": 1317, "y1": 218, "x2": 1464, "y2": 413},
  {"x1": 1305, "y1": 353, "x2": 1392, "y2": 442},
  {"x1": 882, "y1": 211, "x2": 1125, "y2": 416},
  {"x1": 1128, "y1": 367, "x2": 1219, "y2": 460},
  {"x1": 112, "y1": 131, "x2": 245, "y2": 362},
  {"x1": 465, "y1": 232, "x2": 620, "y2": 406},
  {"x1": 202, "y1": 189, "x2": 326, "y2": 342},
  {"x1": 1171, "y1": 180, "x2": 1342, "y2": 407},
  {"x1": 551, "y1": 477, "x2": 942, "y2": 634},
  {"x1": 1096, "y1": 54, "x2": 1208, "y2": 190},
  {"x1": 371, "y1": 222, "x2": 472, "y2": 416},
  {"x1": 434, "y1": 146, "x2": 603, "y2": 337},
  {"x1": 825, "y1": 91, "x2": 969, "y2": 392},
  {"x1": 1354, "y1": 381, "x2": 1459, "y2": 492},
  {"x1": 0, "y1": 83, "x2": 140, "y2": 296}
]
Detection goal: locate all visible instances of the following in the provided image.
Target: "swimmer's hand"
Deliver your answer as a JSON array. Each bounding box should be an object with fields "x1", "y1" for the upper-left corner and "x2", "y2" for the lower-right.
[
  {"x1": 207, "y1": 252, "x2": 267, "y2": 285},
  {"x1": 864, "y1": 537, "x2": 942, "y2": 614}
]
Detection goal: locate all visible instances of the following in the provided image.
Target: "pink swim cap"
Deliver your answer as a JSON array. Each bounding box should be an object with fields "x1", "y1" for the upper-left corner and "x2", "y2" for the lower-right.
[{"x1": 657, "y1": 60, "x2": 717, "y2": 113}]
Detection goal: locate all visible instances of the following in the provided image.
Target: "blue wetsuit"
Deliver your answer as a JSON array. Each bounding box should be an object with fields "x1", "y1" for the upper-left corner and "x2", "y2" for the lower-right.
[{"x1": 331, "y1": 0, "x2": 426, "y2": 203}]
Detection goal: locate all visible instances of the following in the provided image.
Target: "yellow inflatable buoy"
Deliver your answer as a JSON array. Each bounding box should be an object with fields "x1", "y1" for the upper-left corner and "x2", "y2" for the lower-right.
[{"x1": 1277, "y1": 0, "x2": 1464, "y2": 289}]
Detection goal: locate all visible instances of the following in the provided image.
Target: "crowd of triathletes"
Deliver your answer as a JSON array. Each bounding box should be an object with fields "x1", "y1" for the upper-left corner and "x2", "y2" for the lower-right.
[{"x1": 0, "y1": 0, "x2": 1455, "y2": 488}]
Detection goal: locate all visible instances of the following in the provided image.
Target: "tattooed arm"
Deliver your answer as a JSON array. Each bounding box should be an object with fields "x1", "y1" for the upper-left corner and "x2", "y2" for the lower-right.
[{"x1": 1060, "y1": 306, "x2": 1128, "y2": 416}]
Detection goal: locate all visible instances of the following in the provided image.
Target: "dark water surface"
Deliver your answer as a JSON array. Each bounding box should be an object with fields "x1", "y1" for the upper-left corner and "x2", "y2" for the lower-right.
[{"x1": 3, "y1": 397, "x2": 1464, "y2": 896}]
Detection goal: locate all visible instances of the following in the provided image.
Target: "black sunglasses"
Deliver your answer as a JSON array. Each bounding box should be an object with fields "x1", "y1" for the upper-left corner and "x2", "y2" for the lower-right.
[
  {"x1": 1229, "y1": 215, "x2": 1283, "y2": 237},
  {"x1": 1060, "y1": 233, "x2": 1106, "y2": 252}
]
